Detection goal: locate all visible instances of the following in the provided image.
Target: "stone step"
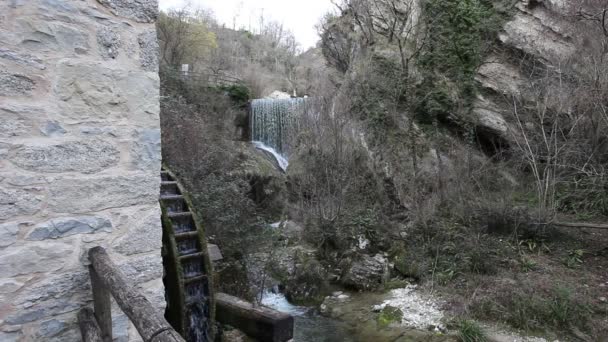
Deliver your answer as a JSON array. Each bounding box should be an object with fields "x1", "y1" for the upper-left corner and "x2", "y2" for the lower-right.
[{"x1": 207, "y1": 243, "x2": 223, "y2": 262}]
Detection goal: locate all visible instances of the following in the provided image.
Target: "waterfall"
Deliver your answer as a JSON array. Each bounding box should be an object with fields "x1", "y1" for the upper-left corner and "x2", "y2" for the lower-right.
[
  {"x1": 250, "y1": 97, "x2": 307, "y2": 170},
  {"x1": 253, "y1": 141, "x2": 289, "y2": 171}
]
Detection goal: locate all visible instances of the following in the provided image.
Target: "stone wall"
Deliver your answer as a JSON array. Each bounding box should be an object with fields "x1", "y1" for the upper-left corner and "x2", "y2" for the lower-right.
[{"x1": 0, "y1": 1, "x2": 162, "y2": 341}]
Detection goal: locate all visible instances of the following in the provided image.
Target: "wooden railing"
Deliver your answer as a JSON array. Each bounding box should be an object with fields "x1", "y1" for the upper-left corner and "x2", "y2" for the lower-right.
[{"x1": 78, "y1": 247, "x2": 185, "y2": 342}]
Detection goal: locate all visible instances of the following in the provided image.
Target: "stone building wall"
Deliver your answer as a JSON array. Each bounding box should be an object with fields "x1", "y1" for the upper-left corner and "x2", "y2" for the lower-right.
[{"x1": 0, "y1": 1, "x2": 163, "y2": 340}]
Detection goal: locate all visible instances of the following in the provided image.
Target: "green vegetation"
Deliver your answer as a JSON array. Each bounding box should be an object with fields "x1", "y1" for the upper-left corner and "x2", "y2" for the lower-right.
[
  {"x1": 417, "y1": 0, "x2": 505, "y2": 123},
  {"x1": 471, "y1": 285, "x2": 591, "y2": 334},
  {"x1": 377, "y1": 306, "x2": 404, "y2": 328},
  {"x1": 158, "y1": 0, "x2": 608, "y2": 339},
  {"x1": 218, "y1": 84, "x2": 251, "y2": 107},
  {"x1": 457, "y1": 320, "x2": 487, "y2": 342}
]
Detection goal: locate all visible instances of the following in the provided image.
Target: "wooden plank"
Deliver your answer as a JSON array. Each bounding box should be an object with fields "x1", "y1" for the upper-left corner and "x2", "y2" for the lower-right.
[
  {"x1": 89, "y1": 266, "x2": 112, "y2": 342},
  {"x1": 78, "y1": 307, "x2": 104, "y2": 342},
  {"x1": 553, "y1": 221, "x2": 608, "y2": 230},
  {"x1": 216, "y1": 293, "x2": 293, "y2": 342},
  {"x1": 88, "y1": 247, "x2": 186, "y2": 342}
]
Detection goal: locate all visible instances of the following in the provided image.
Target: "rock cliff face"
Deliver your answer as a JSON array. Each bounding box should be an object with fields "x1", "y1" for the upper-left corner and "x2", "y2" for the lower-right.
[
  {"x1": 473, "y1": 0, "x2": 578, "y2": 143},
  {"x1": 0, "y1": 1, "x2": 162, "y2": 341}
]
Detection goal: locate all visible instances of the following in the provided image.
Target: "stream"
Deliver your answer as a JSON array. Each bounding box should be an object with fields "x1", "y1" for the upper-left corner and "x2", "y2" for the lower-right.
[
  {"x1": 260, "y1": 288, "x2": 454, "y2": 342},
  {"x1": 260, "y1": 291, "x2": 359, "y2": 342}
]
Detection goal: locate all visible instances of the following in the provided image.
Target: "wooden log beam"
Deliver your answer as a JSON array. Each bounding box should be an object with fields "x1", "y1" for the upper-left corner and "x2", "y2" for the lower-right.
[
  {"x1": 553, "y1": 221, "x2": 608, "y2": 230},
  {"x1": 78, "y1": 308, "x2": 104, "y2": 342},
  {"x1": 88, "y1": 247, "x2": 186, "y2": 342},
  {"x1": 89, "y1": 266, "x2": 112, "y2": 342},
  {"x1": 216, "y1": 293, "x2": 293, "y2": 342}
]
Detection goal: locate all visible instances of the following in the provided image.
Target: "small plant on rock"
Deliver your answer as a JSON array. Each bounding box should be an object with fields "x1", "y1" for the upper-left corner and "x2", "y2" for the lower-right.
[
  {"x1": 377, "y1": 305, "x2": 404, "y2": 328},
  {"x1": 457, "y1": 319, "x2": 487, "y2": 342}
]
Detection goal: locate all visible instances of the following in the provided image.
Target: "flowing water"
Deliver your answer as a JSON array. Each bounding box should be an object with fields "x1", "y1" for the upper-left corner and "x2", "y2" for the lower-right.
[
  {"x1": 259, "y1": 288, "x2": 455, "y2": 342},
  {"x1": 250, "y1": 97, "x2": 309, "y2": 171},
  {"x1": 252, "y1": 141, "x2": 289, "y2": 171},
  {"x1": 250, "y1": 97, "x2": 306, "y2": 155},
  {"x1": 260, "y1": 290, "x2": 358, "y2": 342}
]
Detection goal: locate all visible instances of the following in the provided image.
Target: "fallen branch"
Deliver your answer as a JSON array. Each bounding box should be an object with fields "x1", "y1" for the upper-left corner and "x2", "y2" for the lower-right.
[{"x1": 553, "y1": 221, "x2": 608, "y2": 230}]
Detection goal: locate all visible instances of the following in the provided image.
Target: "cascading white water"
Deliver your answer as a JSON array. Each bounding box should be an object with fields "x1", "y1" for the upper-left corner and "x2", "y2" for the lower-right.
[
  {"x1": 252, "y1": 141, "x2": 289, "y2": 171},
  {"x1": 250, "y1": 97, "x2": 307, "y2": 170}
]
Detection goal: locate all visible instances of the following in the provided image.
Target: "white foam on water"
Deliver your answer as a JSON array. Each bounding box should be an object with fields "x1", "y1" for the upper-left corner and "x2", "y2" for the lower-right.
[
  {"x1": 260, "y1": 290, "x2": 309, "y2": 316},
  {"x1": 253, "y1": 141, "x2": 289, "y2": 171}
]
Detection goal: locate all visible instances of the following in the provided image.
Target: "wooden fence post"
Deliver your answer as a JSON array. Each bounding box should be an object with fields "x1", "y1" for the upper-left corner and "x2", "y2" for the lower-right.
[
  {"x1": 88, "y1": 247, "x2": 186, "y2": 342},
  {"x1": 89, "y1": 265, "x2": 113, "y2": 342},
  {"x1": 78, "y1": 307, "x2": 104, "y2": 342}
]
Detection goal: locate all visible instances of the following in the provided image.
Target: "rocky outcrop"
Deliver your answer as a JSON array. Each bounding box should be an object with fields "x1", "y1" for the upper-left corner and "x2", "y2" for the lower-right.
[
  {"x1": 473, "y1": 0, "x2": 578, "y2": 142},
  {"x1": 341, "y1": 254, "x2": 390, "y2": 291},
  {"x1": 0, "y1": 0, "x2": 162, "y2": 340}
]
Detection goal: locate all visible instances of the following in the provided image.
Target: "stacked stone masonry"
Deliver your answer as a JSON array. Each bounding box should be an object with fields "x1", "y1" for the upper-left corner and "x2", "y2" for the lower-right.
[{"x1": 0, "y1": 1, "x2": 162, "y2": 341}]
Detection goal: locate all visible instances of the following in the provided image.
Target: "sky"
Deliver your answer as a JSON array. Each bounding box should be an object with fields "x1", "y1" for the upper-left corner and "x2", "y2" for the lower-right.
[{"x1": 159, "y1": 0, "x2": 337, "y2": 49}]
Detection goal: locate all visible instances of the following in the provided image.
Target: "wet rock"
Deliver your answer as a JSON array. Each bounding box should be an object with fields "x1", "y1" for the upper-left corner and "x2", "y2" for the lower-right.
[
  {"x1": 0, "y1": 187, "x2": 42, "y2": 220},
  {"x1": 9, "y1": 139, "x2": 119, "y2": 173},
  {"x1": 97, "y1": 26, "x2": 121, "y2": 59},
  {"x1": 48, "y1": 174, "x2": 158, "y2": 213},
  {"x1": 97, "y1": 0, "x2": 158, "y2": 23},
  {"x1": 27, "y1": 216, "x2": 112, "y2": 241},
  {"x1": 341, "y1": 254, "x2": 390, "y2": 290},
  {"x1": 138, "y1": 29, "x2": 159, "y2": 71},
  {"x1": 0, "y1": 222, "x2": 20, "y2": 248},
  {"x1": 0, "y1": 71, "x2": 34, "y2": 96}
]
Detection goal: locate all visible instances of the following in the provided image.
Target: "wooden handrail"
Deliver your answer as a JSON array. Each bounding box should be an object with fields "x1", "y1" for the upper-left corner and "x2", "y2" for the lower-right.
[
  {"x1": 78, "y1": 308, "x2": 103, "y2": 342},
  {"x1": 78, "y1": 247, "x2": 185, "y2": 342}
]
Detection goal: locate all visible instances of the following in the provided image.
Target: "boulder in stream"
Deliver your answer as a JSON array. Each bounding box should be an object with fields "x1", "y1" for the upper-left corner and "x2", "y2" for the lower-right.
[{"x1": 340, "y1": 254, "x2": 390, "y2": 290}]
